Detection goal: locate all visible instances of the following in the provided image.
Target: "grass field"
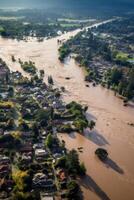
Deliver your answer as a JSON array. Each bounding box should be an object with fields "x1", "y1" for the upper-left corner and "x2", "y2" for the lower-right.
[
  {"x1": 60, "y1": 23, "x2": 81, "y2": 27},
  {"x1": 0, "y1": 16, "x2": 24, "y2": 20},
  {"x1": 0, "y1": 26, "x2": 4, "y2": 32},
  {"x1": 116, "y1": 52, "x2": 129, "y2": 61}
]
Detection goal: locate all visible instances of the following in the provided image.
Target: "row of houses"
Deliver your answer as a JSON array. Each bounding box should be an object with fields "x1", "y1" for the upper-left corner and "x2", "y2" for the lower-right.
[{"x1": 0, "y1": 61, "x2": 74, "y2": 199}]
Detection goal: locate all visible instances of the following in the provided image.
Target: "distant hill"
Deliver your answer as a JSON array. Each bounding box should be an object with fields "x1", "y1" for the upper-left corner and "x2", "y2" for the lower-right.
[{"x1": 0, "y1": 0, "x2": 134, "y2": 17}]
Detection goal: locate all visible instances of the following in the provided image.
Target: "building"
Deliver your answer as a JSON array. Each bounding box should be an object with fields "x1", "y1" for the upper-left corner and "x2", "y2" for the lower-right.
[
  {"x1": 40, "y1": 193, "x2": 54, "y2": 200},
  {"x1": 35, "y1": 149, "x2": 47, "y2": 157}
]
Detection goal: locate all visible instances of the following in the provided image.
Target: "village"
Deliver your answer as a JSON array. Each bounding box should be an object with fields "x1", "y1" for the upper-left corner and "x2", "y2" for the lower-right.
[
  {"x1": 0, "y1": 57, "x2": 93, "y2": 200},
  {"x1": 88, "y1": 15, "x2": 134, "y2": 82},
  {"x1": 59, "y1": 15, "x2": 134, "y2": 102}
]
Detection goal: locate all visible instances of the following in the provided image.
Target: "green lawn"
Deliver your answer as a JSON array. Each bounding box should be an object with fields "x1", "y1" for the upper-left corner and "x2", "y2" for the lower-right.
[
  {"x1": 60, "y1": 23, "x2": 81, "y2": 27},
  {"x1": 0, "y1": 26, "x2": 4, "y2": 32},
  {"x1": 116, "y1": 52, "x2": 129, "y2": 60},
  {"x1": 0, "y1": 16, "x2": 24, "y2": 20},
  {"x1": 116, "y1": 52, "x2": 134, "y2": 63}
]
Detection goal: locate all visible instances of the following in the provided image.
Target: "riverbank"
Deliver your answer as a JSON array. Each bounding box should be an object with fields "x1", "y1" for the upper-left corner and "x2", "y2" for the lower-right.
[
  {"x1": 0, "y1": 19, "x2": 134, "y2": 199},
  {"x1": 58, "y1": 16, "x2": 134, "y2": 104}
]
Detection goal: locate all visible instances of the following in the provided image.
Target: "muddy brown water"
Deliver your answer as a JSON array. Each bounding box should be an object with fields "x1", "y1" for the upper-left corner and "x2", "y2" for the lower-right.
[{"x1": 0, "y1": 20, "x2": 134, "y2": 200}]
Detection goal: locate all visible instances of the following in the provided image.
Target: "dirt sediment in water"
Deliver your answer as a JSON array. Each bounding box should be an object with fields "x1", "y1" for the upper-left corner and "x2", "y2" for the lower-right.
[{"x1": 0, "y1": 20, "x2": 134, "y2": 200}]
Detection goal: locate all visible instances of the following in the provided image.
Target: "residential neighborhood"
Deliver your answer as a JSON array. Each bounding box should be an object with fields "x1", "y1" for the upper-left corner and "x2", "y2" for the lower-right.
[{"x1": 0, "y1": 58, "x2": 88, "y2": 199}]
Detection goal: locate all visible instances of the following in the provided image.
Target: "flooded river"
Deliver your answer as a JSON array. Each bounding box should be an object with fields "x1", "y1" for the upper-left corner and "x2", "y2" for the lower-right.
[{"x1": 0, "y1": 20, "x2": 134, "y2": 200}]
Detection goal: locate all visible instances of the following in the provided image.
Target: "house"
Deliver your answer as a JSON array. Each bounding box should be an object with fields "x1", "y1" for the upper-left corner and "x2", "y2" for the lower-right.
[
  {"x1": 57, "y1": 169, "x2": 67, "y2": 182},
  {"x1": 3, "y1": 131, "x2": 11, "y2": 136},
  {"x1": 0, "y1": 178, "x2": 14, "y2": 191},
  {"x1": 53, "y1": 153, "x2": 63, "y2": 159},
  {"x1": 33, "y1": 173, "x2": 54, "y2": 189},
  {"x1": 35, "y1": 149, "x2": 48, "y2": 159},
  {"x1": 33, "y1": 179, "x2": 54, "y2": 189},
  {"x1": 0, "y1": 165, "x2": 11, "y2": 178},
  {"x1": 21, "y1": 154, "x2": 32, "y2": 164},
  {"x1": 40, "y1": 193, "x2": 54, "y2": 200},
  {"x1": 33, "y1": 143, "x2": 44, "y2": 150},
  {"x1": 0, "y1": 188, "x2": 9, "y2": 199},
  {"x1": 0, "y1": 92, "x2": 8, "y2": 100},
  {"x1": 21, "y1": 131, "x2": 33, "y2": 139},
  {"x1": 42, "y1": 131, "x2": 48, "y2": 137},
  {"x1": 20, "y1": 144, "x2": 33, "y2": 154},
  {"x1": 2, "y1": 179, "x2": 14, "y2": 191},
  {"x1": 0, "y1": 156, "x2": 10, "y2": 165},
  {"x1": 33, "y1": 173, "x2": 47, "y2": 182}
]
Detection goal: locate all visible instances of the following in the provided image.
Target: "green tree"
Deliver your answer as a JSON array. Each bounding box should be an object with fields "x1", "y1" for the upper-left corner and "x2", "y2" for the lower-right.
[
  {"x1": 12, "y1": 191, "x2": 38, "y2": 200},
  {"x1": 48, "y1": 75, "x2": 54, "y2": 85},
  {"x1": 67, "y1": 180, "x2": 79, "y2": 198},
  {"x1": 19, "y1": 120, "x2": 29, "y2": 131},
  {"x1": 79, "y1": 162, "x2": 86, "y2": 175},
  {"x1": 89, "y1": 120, "x2": 96, "y2": 130},
  {"x1": 45, "y1": 133, "x2": 53, "y2": 148},
  {"x1": 40, "y1": 69, "x2": 45, "y2": 78},
  {"x1": 8, "y1": 86, "x2": 14, "y2": 97},
  {"x1": 110, "y1": 67, "x2": 122, "y2": 85},
  {"x1": 32, "y1": 122, "x2": 39, "y2": 140},
  {"x1": 66, "y1": 149, "x2": 80, "y2": 174},
  {"x1": 55, "y1": 156, "x2": 66, "y2": 168},
  {"x1": 73, "y1": 118, "x2": 88, "y2": 132},
  {"x1": 36, "y1": 108, "x2": 52, "y2": 123},
  {"x1": 12, "y1": 55, "x2": 16, "y2": 62},
  {"x1": 7, "y1": 118, "x2": 15, "y2": 130}
]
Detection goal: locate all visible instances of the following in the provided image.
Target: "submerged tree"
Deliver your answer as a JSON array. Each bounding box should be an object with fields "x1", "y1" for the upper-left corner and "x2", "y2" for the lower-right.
[
  {"x1": 48, "y1": 75, "x2": 54, "y2": 85},
  {"x1": 40, "y1": 69, "x2": 45, "y2": 79},
  {"x1": 89, "y1": 120, "x2": 96, "y2": 130}
]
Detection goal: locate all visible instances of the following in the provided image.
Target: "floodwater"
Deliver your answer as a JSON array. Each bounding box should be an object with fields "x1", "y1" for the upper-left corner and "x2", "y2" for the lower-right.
[{"x1": 0, "y1": 20, "x2": 134, "y2": 200}]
